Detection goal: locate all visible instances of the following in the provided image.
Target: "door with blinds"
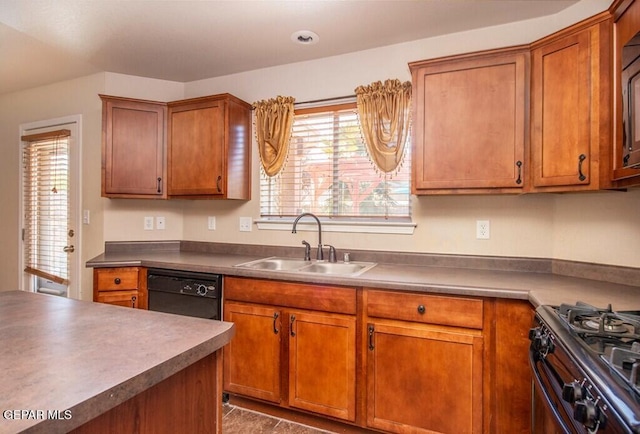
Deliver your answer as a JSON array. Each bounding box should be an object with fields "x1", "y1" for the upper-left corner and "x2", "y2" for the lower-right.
[{"x1": 20, "y1": 117, "x2": 80, "y2": 299}]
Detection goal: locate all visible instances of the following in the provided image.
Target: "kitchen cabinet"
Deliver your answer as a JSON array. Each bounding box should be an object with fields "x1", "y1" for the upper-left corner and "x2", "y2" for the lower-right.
[
  {"x1": 100, "y1": 95, "x2": 167, "y2": 198},
  {"x1": 167, "y1": 94, "x2": 251, "y2": 199},
  {"x1": 288, "y1": 310, "x2": 356, "y2": 420},
  {"x1": 364, "y1": 289, "x2": 484, "y2": 434},
  {"x1": 491, "y1": 299, "x2": 534, "y2": 434},
  {"x1": 611, "y1": 0, "x2": 640, "y2": 187},
  {"x1": 530, "y1": 13, "x2": 612, "y2": 192},
  {"x1": 223, "y1": 277, "x2": 357, "y2": 422},
  {"x1": 93, "y1": 267, "x2": 147, "y2": 309},
  {"x1": 223, "y1": 302, "x2": 281, "y2": 403},
  {"x1": 409, "y1": 47, "x2": 528, "y2": 194}
]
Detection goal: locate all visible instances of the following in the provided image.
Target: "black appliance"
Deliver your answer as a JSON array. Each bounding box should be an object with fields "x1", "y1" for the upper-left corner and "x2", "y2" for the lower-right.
[
  {"x1": 529, "y1": 302, "x2": 640, "y2": 433},
  {"x1": 147, "y1": 268, "x2": 222, "y2": 320}
]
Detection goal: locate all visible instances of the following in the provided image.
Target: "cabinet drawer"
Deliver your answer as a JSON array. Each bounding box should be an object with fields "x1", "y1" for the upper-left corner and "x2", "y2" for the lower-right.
[
  {"x1": 365, "y1": 289, "x2": 483, "y2": 329},
  {"x1": 96, "y1": 290, "x2": 141, "y2": 308},
  {"x1": 225, "y1": 277, "x2": 357, "y2": 315},
  {"x1": 94, "y1": 268, "x2": 140, "y2": 291}
]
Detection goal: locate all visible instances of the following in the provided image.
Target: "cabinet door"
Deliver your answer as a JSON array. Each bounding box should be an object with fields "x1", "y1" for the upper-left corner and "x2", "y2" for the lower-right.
[
  {"x1": 96, "y1": 290, "x2": 141, "y2": 308},
  {"x1": 411, "y1": 49, "x2": 527, "y2": 193},
  {"x1": 288, "y1": 311, "x2": 356, "y2": 421},
  {"x1": 613, "y1": 0, "x2": 640, "y2": 186},
  {"x1": 101, "y1": 96, "x2": 166, "y2": 197},
  {"x1": 168, "y1": 100, "x2": 225, "y2": 196},
  {"x1": 223, "y1": 302, "x2": 281, "y2": 403},
  {"x1": 367, "y1": 321, "x2": 483, "y2": 434},
  {"x1": 531, "y1": 26, "x2": 598, "y2": 189}
]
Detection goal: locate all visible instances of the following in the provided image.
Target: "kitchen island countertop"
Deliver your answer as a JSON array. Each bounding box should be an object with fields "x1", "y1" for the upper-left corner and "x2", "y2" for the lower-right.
[
  {"x1": 86, "y1": 242, "x2": 640, "y2": 310},
  {"x1": 0, "y1": 291, "x2": 234, "y2": 434}
]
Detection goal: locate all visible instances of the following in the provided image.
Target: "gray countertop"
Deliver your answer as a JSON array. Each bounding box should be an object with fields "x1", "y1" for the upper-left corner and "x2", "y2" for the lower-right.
[
  {"x1": 86, "y1": 246, "x2": 640, "y2": 310},
  {"x1": 0, "y1": 291, "x2": 234, "y2": 434}
]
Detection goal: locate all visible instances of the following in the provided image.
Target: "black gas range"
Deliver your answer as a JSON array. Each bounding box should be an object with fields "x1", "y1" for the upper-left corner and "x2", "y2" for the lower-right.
[{"x1": 529, "y1": 302, "x2": 640, "y2": 433}]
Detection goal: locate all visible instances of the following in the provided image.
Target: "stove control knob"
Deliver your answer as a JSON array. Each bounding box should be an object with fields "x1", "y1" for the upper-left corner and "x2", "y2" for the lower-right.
[
  {"x1": 529, "y1": 327, "x2": 554, "y2": 355},
  {"x1": 195, "y1": 284, "x2": 208, "y2": 296},
  {"x1": 528, "y1": 327, "x2": 541, "y2": 341},
  {"x1": 574, "y1": 399, "x2": 601, "y2": 431},
  {"x1": 562, "y1": 381, "x2": 585, "y2": 403}
]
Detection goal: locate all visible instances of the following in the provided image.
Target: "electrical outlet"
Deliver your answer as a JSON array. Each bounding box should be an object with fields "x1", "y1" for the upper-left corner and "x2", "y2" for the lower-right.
[
  {"x1": 476, "y1": 220, "x2": 490, "y2": 239},
  {"x1": 144, "y1": 216, "x2": 154, "y2": 230},
  {"x1": 156, "y1": 216, "x2": 165, "y2": 230},
  {"x1": 208, "y1": 216, "x2": 216, "y2": 230},
  {"x1": 239, "y1": 217, "x2": 252, "y2": 232}
]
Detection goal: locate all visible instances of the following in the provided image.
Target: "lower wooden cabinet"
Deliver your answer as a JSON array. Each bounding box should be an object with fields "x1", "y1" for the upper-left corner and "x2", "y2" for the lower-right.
[
  {"x1": 366, "y1": 321, "x2": 483, "y2": 433},
  {"x1": 224, "y1": 302, "x2": 281, "y2": 403},
  {"x1": 365, "y1": 289, "x2": 484, "y2": 434},
  {"x1": 223, "y1": 278, "x2": 532, "y2": 433},
  {"x1": 223, "y1": 277, "x2": 357, "y2": 422},
  {"x1": 288, "y1": 310, "x2": 356, "y2": 421},
  {"x1": 93, "y1": 267, "x2": 147, "y2": 309}
]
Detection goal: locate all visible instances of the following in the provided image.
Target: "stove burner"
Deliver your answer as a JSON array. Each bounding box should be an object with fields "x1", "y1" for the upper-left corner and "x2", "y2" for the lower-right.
[
  {"x1": 582, "y1": 317, "x2": 630, "y2": 334},
  {"x1": 557, "y1": 302, "x2": 640, "y2": 340}
]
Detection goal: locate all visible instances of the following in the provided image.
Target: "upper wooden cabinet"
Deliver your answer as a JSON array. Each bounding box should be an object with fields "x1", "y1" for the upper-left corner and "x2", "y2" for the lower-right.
[
  {"x1": 530, "y1": 14, "x2": 612, "y2": 192},
  {"x1": 167, "y1": 94, "x2": 252, "y2": 199},
  {"x1": 100, "y1": 93, "x2": 251, "y2": 199},
  {"x1": 101, "y1": 95, "x2": 167, "y2": 198},
  {"x1": 612, "y1": 0, "x2": 640, "y2": 187},
  {"x1": 409, "y1": 47, "x2": 528, "y2": 195}
]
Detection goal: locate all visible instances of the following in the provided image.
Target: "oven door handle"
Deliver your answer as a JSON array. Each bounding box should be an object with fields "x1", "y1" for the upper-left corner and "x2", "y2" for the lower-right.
[{"x1": 530, "y1": 349, "x2": 573, "y2": 434}]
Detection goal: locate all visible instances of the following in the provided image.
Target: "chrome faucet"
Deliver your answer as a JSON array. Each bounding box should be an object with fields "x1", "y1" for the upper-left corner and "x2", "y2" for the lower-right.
[{"x1": 292, "y1": 212, "x2": 323, "y2": 260}]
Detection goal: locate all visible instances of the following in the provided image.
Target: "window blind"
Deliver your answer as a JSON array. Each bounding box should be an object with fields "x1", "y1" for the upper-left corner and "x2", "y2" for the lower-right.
[
  {"x1": 22, "y1": 129, "x2": 71, "y2": 285},
  {"x1": 260, "y1": 103, "x2": 411, "y2": 219}
]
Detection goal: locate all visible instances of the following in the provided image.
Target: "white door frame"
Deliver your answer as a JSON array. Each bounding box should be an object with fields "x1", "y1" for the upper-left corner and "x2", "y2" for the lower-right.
[{"x1": 18, "y1": 114, "x2": 83, "y2": 299}]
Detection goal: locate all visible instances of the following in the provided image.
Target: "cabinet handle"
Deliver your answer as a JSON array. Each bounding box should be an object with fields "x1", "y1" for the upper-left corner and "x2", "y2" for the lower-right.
[
  {"x1": 157, "y1": 177, "x2": 162, "y2": 193},
  {"x1": 515, "y1": 160, "x2": 522, "y2": 185},
  {"x1": 131, "y1": 295, "x2": 137, "y2": 308},
  {"x1": 578, "y1": 154, "x2": 587, "y2": 181},
  {"x1": 368, "y1": 325, "x2": 375, "y2": 351},
  {"x1": 114, "y1": 278, "x2": 121, "y2": 285},
  {"x1": 216, "y1": 175, "x2": 222, "y2": 193},
  {"x1": 273, "y1": 312, "x2": 279, "y2": 335},
  {"x1": 417, "y1": 304, "x2": 426, "y2": 314},
  {"x1": 290, "y1": 315, "x2": 296, "y2": 337}
]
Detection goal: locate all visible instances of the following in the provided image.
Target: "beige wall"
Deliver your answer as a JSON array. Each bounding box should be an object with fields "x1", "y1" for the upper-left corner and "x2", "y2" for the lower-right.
[
  {"x1": 0, "y1": 74, "x2": 105, "y2": 298},
  {"x1": 3, "y1": 0, "x2": 635, "y2": 302}
]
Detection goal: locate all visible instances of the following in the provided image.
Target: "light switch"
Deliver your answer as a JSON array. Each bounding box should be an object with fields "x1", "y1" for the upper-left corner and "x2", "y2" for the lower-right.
[
  {"x1": 239, "y1": 217, "x2": 252, "y2": 232},
  {"x1": 144, "y1": 216, "x2": 154, "y2": 230}
]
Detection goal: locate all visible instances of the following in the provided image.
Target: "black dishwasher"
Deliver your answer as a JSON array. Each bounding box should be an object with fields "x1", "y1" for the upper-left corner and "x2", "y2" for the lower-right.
[{"x1": 147, "y1": 268, "x2": 222, "y2": 320}]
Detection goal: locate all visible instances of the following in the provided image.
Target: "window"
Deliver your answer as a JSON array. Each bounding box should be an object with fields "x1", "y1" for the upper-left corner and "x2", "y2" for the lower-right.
[{"x1": 259, "y1": 102, "x2": 411, "y2": 221}]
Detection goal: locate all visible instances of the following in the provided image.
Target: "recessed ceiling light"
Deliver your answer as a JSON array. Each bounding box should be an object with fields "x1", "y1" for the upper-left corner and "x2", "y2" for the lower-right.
[{"x1": 291, "y1": 30, "x2": 319, "y2": 45}]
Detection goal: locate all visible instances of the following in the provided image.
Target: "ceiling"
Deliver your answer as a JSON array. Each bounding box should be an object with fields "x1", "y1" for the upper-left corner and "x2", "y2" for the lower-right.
[{"x1": 0, "y1": 0, "x2": 582, "y2": 96}]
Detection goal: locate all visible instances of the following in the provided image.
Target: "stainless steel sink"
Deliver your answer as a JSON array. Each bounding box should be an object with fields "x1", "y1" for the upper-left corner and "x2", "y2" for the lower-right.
[
  {"x1": 235, "y1": 257, "x2": 310, "y2": 271},
  {"x1": 235, "y1": 257, "x2": 377, "y2": 277},
  {"x1": 299, "y1": 261, "x2": 377, "y2": 276}
]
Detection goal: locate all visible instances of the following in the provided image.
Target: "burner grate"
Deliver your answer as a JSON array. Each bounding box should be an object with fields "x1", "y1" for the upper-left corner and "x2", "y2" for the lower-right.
[
  {"x1": 557, "y1": 302, "x2": 640, "y2": 340},
  {"x1": 609, "y1": 345, "x2": 640, "y2": 395}
]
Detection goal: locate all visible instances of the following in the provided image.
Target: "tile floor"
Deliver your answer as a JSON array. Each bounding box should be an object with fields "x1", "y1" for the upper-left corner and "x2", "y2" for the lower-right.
[{"x1": 222, "y1": 404, "x2": 337, "y2": 434}]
